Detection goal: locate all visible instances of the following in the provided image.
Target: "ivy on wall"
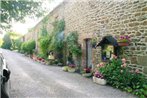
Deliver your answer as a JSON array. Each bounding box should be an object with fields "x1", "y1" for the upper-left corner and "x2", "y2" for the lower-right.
[
  {"x1": 49, "y1": 19, "x2": 65, "y2": 51},
  {"x1": 65, "y1": 31, "x2": 82, "y2": 57}
]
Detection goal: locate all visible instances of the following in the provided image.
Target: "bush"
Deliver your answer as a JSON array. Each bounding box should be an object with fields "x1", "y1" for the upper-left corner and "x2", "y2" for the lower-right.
[
  {"x1": 65, "y1": 32, "x2": 82, "y2": 56},
  {"x1": 21, "y1": 40, "x2": 35, "y2": 54},
  {"x1": 99, "y1": 57, "x2": 147, "y2": 97},
  {"x1": 39, "y1": 37, "x2": 50, "y2": 58}
]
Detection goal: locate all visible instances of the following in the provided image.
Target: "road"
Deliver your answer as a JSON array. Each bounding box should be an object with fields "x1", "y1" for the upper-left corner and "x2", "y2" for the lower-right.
[{"x1": 1, "y1": 49, "x2": 136, "y2": 98}]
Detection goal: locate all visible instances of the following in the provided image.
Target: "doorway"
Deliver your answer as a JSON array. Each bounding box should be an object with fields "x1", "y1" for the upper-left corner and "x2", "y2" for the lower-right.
[{"x1": 85, "y1": 39, "x2": 92, "y2": 68}]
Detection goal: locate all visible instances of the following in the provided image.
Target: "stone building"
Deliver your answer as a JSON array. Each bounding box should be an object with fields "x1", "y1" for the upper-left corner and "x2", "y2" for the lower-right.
[{"x1": 24, "y1": 0, "x2": 147, "y2": 75}]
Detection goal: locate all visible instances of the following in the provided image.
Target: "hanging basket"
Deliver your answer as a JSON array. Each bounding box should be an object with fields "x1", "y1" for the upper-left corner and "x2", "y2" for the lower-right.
[{"x1": 118, "y1": 42, "x2": 129, "y2": 46}]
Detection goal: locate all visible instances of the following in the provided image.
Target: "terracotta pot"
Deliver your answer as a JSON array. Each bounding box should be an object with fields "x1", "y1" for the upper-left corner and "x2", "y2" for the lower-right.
[{"x1": 118, "y1": 42, "x2": 129, "y2": 46}]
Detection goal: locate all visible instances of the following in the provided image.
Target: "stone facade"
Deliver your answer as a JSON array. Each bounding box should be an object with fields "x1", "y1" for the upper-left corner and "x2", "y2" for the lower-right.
[
  {"x1": 64, "y1": 0, "x2": 147, "y2": 75},
  {"x1": 24, "y1": 0, "x2": 147, "y2": 75}
]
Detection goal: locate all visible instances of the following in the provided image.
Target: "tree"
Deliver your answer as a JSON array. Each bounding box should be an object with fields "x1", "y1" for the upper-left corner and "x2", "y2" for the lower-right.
[
  {"x1": 1, "y1": 33, "x2": 12, "y2": 49},
  {"x1": 8, "y1": 32, "x2": 22, "y2": 50},
  {"x1": 1, "y1": 0, "x2": 46, "y2": 29}
]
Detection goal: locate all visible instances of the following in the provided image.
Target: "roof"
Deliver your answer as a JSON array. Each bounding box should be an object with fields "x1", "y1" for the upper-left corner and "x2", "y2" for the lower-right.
[{"x1": 96, "y1": 36, "x2": 118, "y2": 47}]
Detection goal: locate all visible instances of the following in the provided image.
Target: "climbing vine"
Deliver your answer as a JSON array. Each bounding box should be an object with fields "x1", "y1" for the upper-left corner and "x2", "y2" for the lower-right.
[{"x1": 65, "y1": 31, "x2": 82, "y2": 56}]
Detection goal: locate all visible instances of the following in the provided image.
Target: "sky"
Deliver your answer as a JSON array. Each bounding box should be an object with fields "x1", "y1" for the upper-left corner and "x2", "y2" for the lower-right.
[{"x1": 11, "y1": 0, "x2": 63, "y2": 35}]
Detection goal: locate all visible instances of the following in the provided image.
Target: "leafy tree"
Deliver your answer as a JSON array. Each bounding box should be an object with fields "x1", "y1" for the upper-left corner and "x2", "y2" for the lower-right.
[
  {"x1": 1, "y1": 33, "x2": 12, "y2": 49},
  {"x1": 1, "y1": 0, "x2": 46, "y2": 29}
]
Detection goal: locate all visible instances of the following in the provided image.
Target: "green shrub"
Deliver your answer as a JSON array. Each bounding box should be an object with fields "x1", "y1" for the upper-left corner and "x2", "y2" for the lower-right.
[
  {"x1": 21, "y1": 40, "x2": 35, "y2": 54},
  {"x1": 39, "y1": 37, "x2": 50, "y2": 58},
  {"x1": 99, "y1": 58, "x2": 147, "y2": 97},
  {"x1": 65, "y1": 32, "x2": 82, "y2": 56}
]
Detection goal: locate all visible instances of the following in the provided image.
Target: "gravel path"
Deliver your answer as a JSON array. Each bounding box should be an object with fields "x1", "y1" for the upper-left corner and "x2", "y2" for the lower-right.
[{"x1": 1, "y1": 49, "x2": 136, "y2": 98}]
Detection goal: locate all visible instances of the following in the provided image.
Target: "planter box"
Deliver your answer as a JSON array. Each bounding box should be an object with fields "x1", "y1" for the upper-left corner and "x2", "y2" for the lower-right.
[
  {"x1": 93, "y1": 76, "x2": 106, "y2": 85},
  {"x1": 118, "y1": 42, "x2": 129, "y2": 46},
  {"x1": 82, "y1": 73, "x2": 92, "y2": 78}
]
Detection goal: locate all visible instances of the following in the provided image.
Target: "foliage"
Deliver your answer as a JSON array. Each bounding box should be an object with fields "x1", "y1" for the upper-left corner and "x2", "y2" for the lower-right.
[
  {"x1": 65, "y1": 32, "x2": 82, "y2": 56},
  {"x1": 98, "y1": 57, "x2": 147, "y2": 97},
  {"x1": 39, "y1": 26, "x2": 48, "y2": 37},
  {"x1": 49, "y1": 19, "x2": 65, "y2": 51},
  {"x1": 38, "y1": 26, "x2": 50, "y2": 58},
  {"x1": 62, "y1": 66, "x2": 69, "y2": 72},
  {"x1": 12, "y1": 38, "x2": 22, "y2": 51},
  {"x1": 39, "y1": 36, "x2": 50, "y2": 58},
  {"x1": 38, "y1": 20, "x2": 65, "y2": 59},
  {"x1": 1, "y1": 0, "x2": 45, "y2": 29},
  {"x1": 1, "y1": 33, "x2": 12, "y2": 49},
  {"x1": 21, "y1": 40, "x2": 35, "y2": 54},
  {"x1": 91, "y1": 38, "x2": 97, "y2": 47}
]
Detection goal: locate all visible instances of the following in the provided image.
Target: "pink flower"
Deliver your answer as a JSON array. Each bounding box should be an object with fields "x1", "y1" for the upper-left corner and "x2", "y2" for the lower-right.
[
  {"x1": 122, "y1": 58, "x2": 126, "y2": 64},
  {"x1": 135, "y1": 69, "x2": 140, "y2": 74},
  {"x1": 99, "y1": 62, "x2": 104, "y2": 67},
  {"x1": 96, "y1": 64, "x2": 100, "y2": 67},
  {"x1": 121, "y1": 63, "x2": 127, "y2": 68},
  {"x1": 112, "y1": 54, "x2": 117, "y2": 59},
  {"x1": 97, "y1": 62, "x2": 105, "y2": 67}
]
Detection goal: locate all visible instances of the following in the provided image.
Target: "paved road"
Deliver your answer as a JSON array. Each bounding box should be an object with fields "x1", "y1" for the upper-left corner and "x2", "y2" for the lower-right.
[{"x1": 1, "y1": 49, "x2": 136, "y2": 98}]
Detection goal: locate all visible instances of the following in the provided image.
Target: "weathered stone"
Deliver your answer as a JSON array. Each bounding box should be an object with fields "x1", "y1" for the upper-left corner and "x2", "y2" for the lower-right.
[
  {"x1": 135, "y1": 43, "x2": 146, "y2": 46},
  {"x1": 130, "y1": 47, "x2": 136, "y2": 50},
  {"x1": 142, "y1": 7, "x2": 147, "y2": 11},
  {"x1": 137, "y1": 47, "x2": 140, "y2": 50},
  {"x1": 129, "y1": 22, "x2": 139, "y2": 27},
  {"x1": 141, "y1": 21, "x2": 147, "y2": 25},
  {"x1": 131, "y1": 57, "x2": 138, "y2": 64},
  {"x1": 145, "y1": 37, "x2": 147, "y2": 42},
  {"x1": 141, "y1": 47, "x2": 146, "y2": 50},
  {"x1": 138, "y1": 56, "x2": 147, "y2": 67},
  {"x1": 136, "y1": 32, "x2": 141, "y2": 36},
  {"x1": 143, "y1": 67, "x2": 147, "y2": 74},
  {"x1": 135, "y1": 13, "x2": 141, "y2": 16}
]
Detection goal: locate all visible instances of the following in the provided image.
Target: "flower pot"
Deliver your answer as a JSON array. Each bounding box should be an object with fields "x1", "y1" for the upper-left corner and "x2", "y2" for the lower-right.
[
  {"x1": 62, "y1": 66, "x2": 68, "y2": 72},
  {"x1": 82, "y1": 73, "x2": 92, "y2": 78},
  {"x1": 118, "y1": 42, "x2": 129, "y2": 46},
  {"x1": 93, "y1": 76, "x2": 106, "y2": 85},
  {"x1": 68, "y1": 68, "x2": 76, "y2": 73}
]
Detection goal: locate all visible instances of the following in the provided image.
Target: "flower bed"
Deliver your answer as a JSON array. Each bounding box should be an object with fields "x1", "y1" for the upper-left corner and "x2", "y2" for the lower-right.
[{"x1": 98, "y1": 55, "x2": 147, "y2": 98}]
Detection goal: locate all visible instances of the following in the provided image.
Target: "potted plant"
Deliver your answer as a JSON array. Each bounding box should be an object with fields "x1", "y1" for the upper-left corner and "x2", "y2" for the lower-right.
[
  {"x1": 93, "y1": 71, "x2": 106, "y2": 85},
  {"x1": 117, "y1": 35, "x2": 130, "y2": 46},
  {"x1": 82, "y1": 67, "x2": 93, "y2": 78},
  {"x1": 62, "y1": 66, "x2": 69, "y2": 72},
  {"x1": 67, "y1": 64, "x2": 76, "y2": 73}
]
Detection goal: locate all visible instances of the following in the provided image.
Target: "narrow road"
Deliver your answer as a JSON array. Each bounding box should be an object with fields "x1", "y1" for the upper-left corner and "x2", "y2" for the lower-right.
[{"x1": 1, "y1": 49, "x2": 136, "y2": 98}]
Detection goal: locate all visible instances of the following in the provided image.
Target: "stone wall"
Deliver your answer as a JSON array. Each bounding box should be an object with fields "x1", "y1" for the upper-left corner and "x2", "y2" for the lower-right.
[
  {"x1": 64, "y1": 0, "x2": 147, "y2": 75},
  {"x1": 24, "y1": 0, "x2": 147, "y2": 75}
]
